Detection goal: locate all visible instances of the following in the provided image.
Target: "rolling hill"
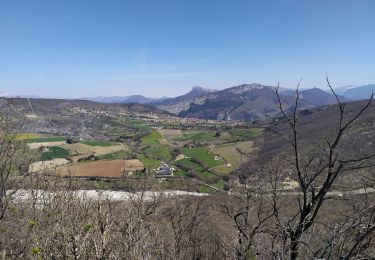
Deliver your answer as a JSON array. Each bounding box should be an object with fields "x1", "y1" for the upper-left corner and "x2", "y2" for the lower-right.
[
  {"x1": 2, "y1": 98, "x2": 172, "y2": 115},
  {"x1": 256, "y1": 98, "x2": 375, "y2": 165},
  {"x1": 0, "y1": 98, "x2": 173, "y2": 139}
]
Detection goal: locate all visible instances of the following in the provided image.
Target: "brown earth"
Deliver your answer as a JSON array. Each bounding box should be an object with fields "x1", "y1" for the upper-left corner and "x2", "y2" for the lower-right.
[
  {"x1": 27, "y1": 141, "x2": 67, "y2": 149},
  {"x1": 55, "y1": 159, "x2": 144, "y2": 178},
  {"x1": 60, "y1": 143, "x2": 124, "y2": 156},
  {"x1": 158, "y1": 129, "x2": 182, "y2": 139}
]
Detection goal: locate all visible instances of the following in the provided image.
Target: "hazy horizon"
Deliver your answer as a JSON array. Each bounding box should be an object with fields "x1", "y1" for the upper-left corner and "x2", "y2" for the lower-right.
[{"x1": 1, "y1": 0, "x2": 374, "y2": 98}]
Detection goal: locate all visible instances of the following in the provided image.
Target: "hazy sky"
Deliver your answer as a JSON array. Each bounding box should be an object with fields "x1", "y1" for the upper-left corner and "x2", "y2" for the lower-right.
[{"x1": 0, "y1": 0, "x2": 374, "y2": 98}]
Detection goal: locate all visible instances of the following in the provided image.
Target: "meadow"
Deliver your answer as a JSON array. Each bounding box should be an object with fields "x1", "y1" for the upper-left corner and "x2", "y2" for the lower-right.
[
  {"x1": 141, "y1": 131, "x2": 162, "y2": 146},
  {"x1": 181, "y1": 147, "x2": 223, "y2": 168}
]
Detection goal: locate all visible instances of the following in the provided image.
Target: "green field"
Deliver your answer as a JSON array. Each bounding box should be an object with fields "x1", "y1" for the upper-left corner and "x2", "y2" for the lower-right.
[
  {"x1": 81, "y1": 140, "x2": 118, "y2": 147},
  {"x1": 144, "y1": 145, "x2": 173, "y2": 161},
  {"x1": 228, "y1": 128, "x2": 263, "y2": 141},
  {"x1": 41, "y1": 146, "x2": 69, "y2": 161},
  {"x1": 196, "y1": 170, "x2": 216, "y2": 180},
  {"x1": 126, "y1": 119, "x2": 152, "y2": 130},
  {"x1": 175, "y1": 131, "x2": 216, "y2": 142},
  {"x1": 176, "y1": 158, "x2": 203, "y2": 170},
  {"x1": 182, "y1": 147, "x2": 223, "y2": 168},
  {"x1": 141, "y1": 131, "x2": 162, "y2": 146},
  {"x1": 174, "y1": 158, "x2": 218, "y2": 181},
  {"x1": 137, "y1": 154, "x2": 161, "y2": 169},
  {"x1": 173, "y1": 170, "x2": 188, "y2": 177},
  {"x1": 27, "y1": 137, "x2": 67, "y2": 143}
]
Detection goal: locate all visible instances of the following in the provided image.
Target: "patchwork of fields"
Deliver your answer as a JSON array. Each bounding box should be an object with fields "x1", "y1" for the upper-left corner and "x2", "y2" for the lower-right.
[
  {"x1": 21, "y1": 125, "x2": 262, "y2": 193},
  {"x1": 25, "y1": 136, "x2": 140, "y2": 178}
]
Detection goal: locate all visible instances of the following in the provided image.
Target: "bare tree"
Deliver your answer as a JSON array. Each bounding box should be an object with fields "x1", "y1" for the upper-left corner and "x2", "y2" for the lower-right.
[
  {"x1": 280, "y1": 78, "x2": 373, "y2": 258},
  {"x1": 268, "y1": 78, "x2": 375, "y2": 259},
  {"x1": 164, "y1": 196, "x2": 207, "y2": 259},
  {"x1": 0, "y1": 99, "x2": 34, "y2": 221},
  {"x1": 229, "y1": 78, "x2": 375, "y2": 259}
]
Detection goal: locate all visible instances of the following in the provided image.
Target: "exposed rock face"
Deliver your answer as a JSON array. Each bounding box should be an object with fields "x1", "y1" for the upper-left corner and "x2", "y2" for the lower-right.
[{"x1": 154, "y1": 86, "x2": 217, "y2": 114}]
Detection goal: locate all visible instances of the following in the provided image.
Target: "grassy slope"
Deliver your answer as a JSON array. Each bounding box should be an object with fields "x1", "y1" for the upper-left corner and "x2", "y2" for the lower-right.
[
  {"x1": 182, "y1": 147, "x2": 223, "y2": 168},
  {"x1": 212, "y1": 141, "x2": 254, "y2": 174},
  {"x1": 137, "y1": 154, "x2": 161, "y2": 168},
  {"x1": 141, "y1": 131, "x2": 162, "y2": 146},
  {"x1": 144, "y1": 146, "x2": 173, "y2": 161}
]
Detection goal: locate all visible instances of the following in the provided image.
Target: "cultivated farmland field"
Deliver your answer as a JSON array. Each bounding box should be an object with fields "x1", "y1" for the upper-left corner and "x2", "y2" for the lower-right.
[
  {"x1": 29, "y1": 158, "x2": 70, "y2": 173},
  {"x1": 228, "y1": 128, "x2": 262, "y2": 141},
  {"x1": 61, "y1": 143, "x2": 124, "y2": 156},
  {"x1": 158, "y1": 129, "x2": 182, "y2": 139},
  {"x1": 81, "y1": 140, "x2": 118, "y2": 147},
  {"x1": 27, "y1": 141, "x2": 67, "y2": 149},
  {"x1": 212, "y1": 141, "x2": 255, "y2": 174},
  {"x1": 56, "y1": 159, "x2": 144, "y2": 178},
  {"x1": 41, "y1": 146, "x2": 70, "y2": 161}
]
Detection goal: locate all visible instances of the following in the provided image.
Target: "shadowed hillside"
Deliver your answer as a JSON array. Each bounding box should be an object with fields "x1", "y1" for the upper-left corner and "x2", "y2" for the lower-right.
[{"x1": 257, "y1": 99, "x2": 375, "y2": 165}]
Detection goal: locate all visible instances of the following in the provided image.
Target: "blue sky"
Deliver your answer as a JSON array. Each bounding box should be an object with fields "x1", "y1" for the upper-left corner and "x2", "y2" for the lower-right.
[{"x1": 0, "y1": 0, "x2": 374, "y2": 98}]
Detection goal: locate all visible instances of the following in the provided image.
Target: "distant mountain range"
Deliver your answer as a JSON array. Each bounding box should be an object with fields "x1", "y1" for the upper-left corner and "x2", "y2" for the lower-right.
[
  {"x1": 81, "y1": 95, "x2": 169, "y2": 104},
  {"x1": 149, "y1": 84, "x2": 371, "y2": 121},
  {"x1": 176, "y1": 84, "x2": 342, "y2": 121},
  {"x1": 4, "y1": 83, "x2": 374, "y2": 122},
  {"x1": 151, "y1": 86, "x2": 216, "y2": 114},
  {"x1": 333, "y1": 84, "x2": 375, "y2": 100}
]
